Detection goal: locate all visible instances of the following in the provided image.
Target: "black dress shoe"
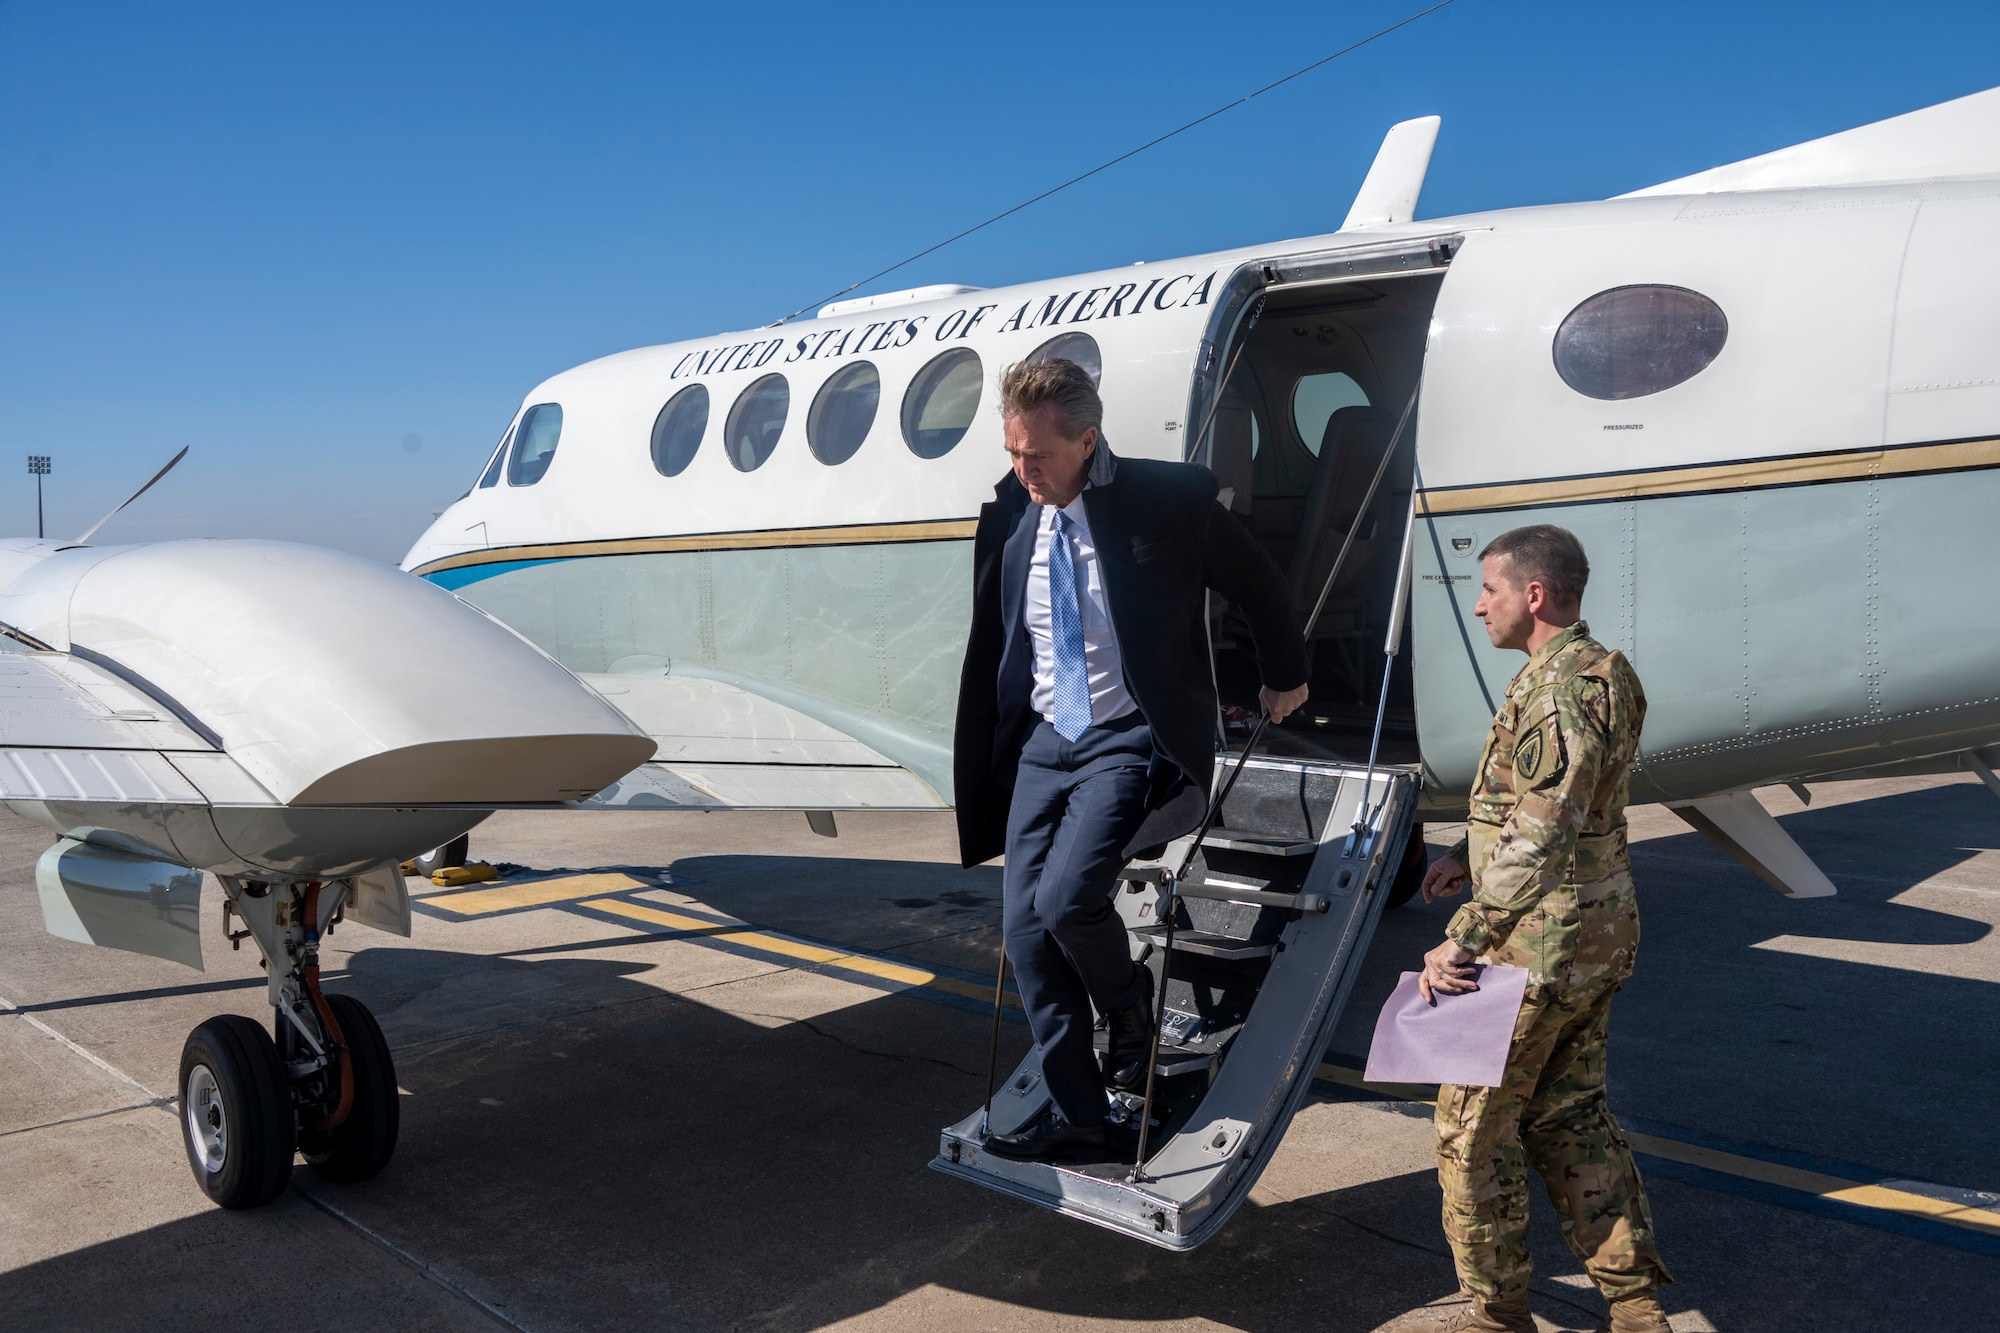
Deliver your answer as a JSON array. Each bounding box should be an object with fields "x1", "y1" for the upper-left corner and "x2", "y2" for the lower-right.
[
  {"x1": 984, "y1": 1109, "x2": 1107, "y2": 1161},
  {"x1": 1104, "y1": 966, "x2": 1156, "y2": 1091}
]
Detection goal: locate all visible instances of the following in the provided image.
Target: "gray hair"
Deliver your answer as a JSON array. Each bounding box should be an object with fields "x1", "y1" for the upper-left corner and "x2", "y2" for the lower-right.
[{"x1": 999, "y1": 358, "x2": 1102, "y2": 439}]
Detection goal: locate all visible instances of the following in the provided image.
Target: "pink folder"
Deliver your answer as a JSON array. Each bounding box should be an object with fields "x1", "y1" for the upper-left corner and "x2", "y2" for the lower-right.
[{"x1": 1362, "y1": 964, "x2": 1531, "y2": 1088}]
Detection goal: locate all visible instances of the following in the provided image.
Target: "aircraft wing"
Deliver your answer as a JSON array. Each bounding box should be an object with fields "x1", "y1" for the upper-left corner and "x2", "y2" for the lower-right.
[
  {"x1": 574, "y1": 671, "x2": 948, "y2": 811},
  {"x1": 0, "y1": 648, "x2": 271, "y2": 810},
  {"x1": 1623, "y1": 84, "x2": 2000, "y2": 196}
]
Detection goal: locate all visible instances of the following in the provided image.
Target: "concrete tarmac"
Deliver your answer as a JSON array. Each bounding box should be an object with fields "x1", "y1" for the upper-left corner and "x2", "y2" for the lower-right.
[{"x1": 2, "y1": 775, "x2": 1996, "y2": 1331}]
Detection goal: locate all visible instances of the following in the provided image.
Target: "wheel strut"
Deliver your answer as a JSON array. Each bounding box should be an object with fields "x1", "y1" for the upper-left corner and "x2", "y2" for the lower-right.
[{"x1": 300, "y1": 881, "x2": 353, "y2": 1133}]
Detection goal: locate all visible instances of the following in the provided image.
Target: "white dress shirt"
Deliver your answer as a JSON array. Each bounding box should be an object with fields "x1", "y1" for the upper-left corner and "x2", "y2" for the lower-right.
[{"x1": 1025, "y1": 492, "x2": 1136, "y2": 728}]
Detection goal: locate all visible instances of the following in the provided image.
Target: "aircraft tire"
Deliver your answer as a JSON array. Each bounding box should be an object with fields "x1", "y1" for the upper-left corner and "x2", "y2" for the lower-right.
[
  {"x1": 1385, "y1": 824, "x2": 1427, "y2": 909},
  {"x1": 413, "y1": 833, "x2": 471, "y2": 876},
  {"x1": 301, "y1": 994, "x2": 400, "y2": 1182},
  {"x1": 179, "y1": 1015, "x2": 297, "y2": 1209}
]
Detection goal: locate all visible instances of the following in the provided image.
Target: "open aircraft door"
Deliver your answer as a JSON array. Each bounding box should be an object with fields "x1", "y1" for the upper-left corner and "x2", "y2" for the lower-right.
[
  {"x1": 933, "y1": 756, "x2": 1419, "y2": 1249},
  {"x1": 935, "y1": 238, "x2": 1448, "y2": 1247}
]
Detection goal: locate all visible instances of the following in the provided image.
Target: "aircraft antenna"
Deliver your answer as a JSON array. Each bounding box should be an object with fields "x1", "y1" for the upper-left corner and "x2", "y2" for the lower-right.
[
  {"x1": 767, "y1": 0, "x2": 1460, "y2": 326},
  {"x1": 74, "y1": 446, "x2": 189, "y2": 545}
]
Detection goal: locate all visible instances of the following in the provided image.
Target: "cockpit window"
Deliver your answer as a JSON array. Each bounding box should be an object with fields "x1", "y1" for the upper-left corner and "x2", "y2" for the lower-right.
[
  {"x1": 1291, "y1": 373, "x2": 1369, "y2": 456},
  {"x1": 724, "y1": 374, "x2": 789, "y2": 471},
  {"x1": 651, "y1": 384, "x2": 709, "y2": 477},
  {"x1": 807, "y1": 362, "x2": 880, "y2": 466},
  {"x1": 507, "y1": 403, "x2": 564, "y2": 485},
  {"x1": 477, "y1": 423, "x2": 513, "y2": 489},
  {"x1": 1554, "y1": 285, "x2": 1728, "y2": 400},
  {"x1": 902, "y1": 348, "x2": 982, "y2": 459},
  {"x1": 1026, "y1": 332, "x2": 1102, "y2": 386}
]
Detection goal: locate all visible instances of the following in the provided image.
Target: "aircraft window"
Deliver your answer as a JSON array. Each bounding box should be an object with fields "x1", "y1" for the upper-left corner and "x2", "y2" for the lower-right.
[
  {"x1": 1291, "y1": 373, "x2": 1370, "y2": 456},
  {"x1": 1026, "y1": 332, "x2": 1102, "y2": 386},
  {"x1": 651, "y1": 384, "x2": 709, "y2": 477},
  {"x1": 506, "y1": 404, "x2": 563, "y2": 486},
  {"x1": 724, "y1": 373, "x2": 789, "y2": 471},
  {"x1": 806, "y1": 361, "x2": 880, "y2": 466},
  {"x1": 1554, "y1": 285, "x2": 1728, "y2": 400},
  {"x1": 902, "y1": 348, "x2": 983, "y2": 459},
  {"x1": 477, "y1": 423, "x2": 513, "y2": 489}
]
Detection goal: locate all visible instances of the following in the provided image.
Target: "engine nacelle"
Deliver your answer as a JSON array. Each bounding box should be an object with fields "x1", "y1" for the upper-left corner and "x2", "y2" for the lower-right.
[{"x1": 0, "y1": 538, "x2": 654, "y2": 877}]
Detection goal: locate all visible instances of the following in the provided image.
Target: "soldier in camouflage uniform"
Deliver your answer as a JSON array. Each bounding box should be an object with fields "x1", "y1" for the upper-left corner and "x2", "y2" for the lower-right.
[{"x1": 1406, "y1": 526, "x2": 1672, "y2": 1333}]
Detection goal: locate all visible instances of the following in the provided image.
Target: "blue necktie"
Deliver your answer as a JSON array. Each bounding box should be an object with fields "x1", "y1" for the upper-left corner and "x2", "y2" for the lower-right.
[{"x1": 1049, "y1": 510, "x2": 1092, "y2": 741}]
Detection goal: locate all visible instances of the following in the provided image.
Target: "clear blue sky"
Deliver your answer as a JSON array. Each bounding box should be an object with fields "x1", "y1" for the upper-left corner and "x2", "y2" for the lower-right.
[{"x1": 4, "y1": 1, "x2": 1996, "y2": 561}]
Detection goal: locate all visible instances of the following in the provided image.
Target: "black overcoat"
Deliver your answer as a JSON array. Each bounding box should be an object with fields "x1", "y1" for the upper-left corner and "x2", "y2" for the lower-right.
[{"x1": 952, "y1": 443, "x2": 1310, "y2": 868}]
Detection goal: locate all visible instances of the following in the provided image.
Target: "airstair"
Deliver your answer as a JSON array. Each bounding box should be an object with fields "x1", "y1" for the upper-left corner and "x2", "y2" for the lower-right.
[{"x1": 931, "y1": 754, "x2": 1419, "y2": 1250}]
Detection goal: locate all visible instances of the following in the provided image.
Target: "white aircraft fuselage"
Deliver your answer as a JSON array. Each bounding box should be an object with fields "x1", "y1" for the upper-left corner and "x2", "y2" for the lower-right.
[{"x1": 404, "y1": 87, "x2": 2000, "y2": 833}]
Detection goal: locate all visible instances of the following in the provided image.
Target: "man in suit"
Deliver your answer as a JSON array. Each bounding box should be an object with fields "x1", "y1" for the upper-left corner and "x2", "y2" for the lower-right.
[{"x1": 954, "y1": 357, "x2": 1310, "y2": 1161}]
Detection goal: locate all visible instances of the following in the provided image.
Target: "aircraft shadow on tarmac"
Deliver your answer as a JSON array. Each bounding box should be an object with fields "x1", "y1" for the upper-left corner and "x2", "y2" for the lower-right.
[{"x1": 4, "y1": 784, "x2": 1997, "y2": 1332}]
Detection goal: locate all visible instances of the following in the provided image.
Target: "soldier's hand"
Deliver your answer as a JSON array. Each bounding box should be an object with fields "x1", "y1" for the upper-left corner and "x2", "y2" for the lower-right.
[
  {"x1": 1418, "y1": 939, "x2": 1479, "y2": 1005},
  {"x1": 1259, "y1": 683, "x2": 1309, "y2": 724},
  {"x1": 1421, "y1": 855, "x2": 1468, "y2": 903}
]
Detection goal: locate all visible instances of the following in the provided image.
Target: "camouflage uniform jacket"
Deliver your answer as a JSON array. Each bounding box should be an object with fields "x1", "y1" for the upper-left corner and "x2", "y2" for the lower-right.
[{"x1": 1444, "y1": 621, "x2": 1647, "y2": 988}]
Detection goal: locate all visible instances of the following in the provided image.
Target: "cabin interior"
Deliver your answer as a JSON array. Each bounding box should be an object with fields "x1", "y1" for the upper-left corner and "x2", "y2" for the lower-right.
[{"x1": 1200, "y1": 272, "x2": 1444, "y2": 768}]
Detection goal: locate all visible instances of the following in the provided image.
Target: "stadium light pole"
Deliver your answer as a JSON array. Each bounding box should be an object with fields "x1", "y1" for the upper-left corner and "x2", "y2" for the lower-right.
[{"x1": 27, "y1": 456, "x2": 50, "y2": 540}]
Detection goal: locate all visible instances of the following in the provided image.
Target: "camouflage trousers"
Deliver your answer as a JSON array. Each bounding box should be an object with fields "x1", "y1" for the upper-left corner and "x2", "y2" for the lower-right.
[{"x1": 1434, "y1": 977, "x2": 1670, "y2": 1303}]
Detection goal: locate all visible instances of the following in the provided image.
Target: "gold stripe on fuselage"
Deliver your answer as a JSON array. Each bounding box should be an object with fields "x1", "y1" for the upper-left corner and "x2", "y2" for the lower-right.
[
  {"x1": 1416, "y1": 434, "x2": 2000, "y2": 517},
  {"x1": 409, "y1": 518, "x2": 979, "y2": 577},
  {"x1": 413, "y1": 435, "x2": 2000, "y2": 578}
]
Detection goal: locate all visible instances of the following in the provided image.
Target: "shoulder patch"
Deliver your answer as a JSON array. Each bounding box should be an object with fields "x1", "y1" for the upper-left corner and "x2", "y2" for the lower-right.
[{"x1": 1515, "y1": 726, "x2": 1548, "y2": 784}]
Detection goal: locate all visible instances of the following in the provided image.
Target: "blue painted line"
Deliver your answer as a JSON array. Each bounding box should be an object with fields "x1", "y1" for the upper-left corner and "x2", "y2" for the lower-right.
[{"x1": 425, "y1": 557, "x2": 565, "y2": 591}]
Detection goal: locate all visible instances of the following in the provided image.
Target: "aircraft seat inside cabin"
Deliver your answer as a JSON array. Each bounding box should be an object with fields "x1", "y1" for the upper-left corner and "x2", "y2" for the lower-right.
[{"x1": 1285, "y1": 406, "x2": 1397, "y2": 700}]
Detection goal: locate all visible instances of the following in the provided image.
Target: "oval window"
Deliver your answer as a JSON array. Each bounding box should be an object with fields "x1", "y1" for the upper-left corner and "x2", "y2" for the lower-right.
[
  {"x1": 507, "y1": 403, "x2": 563, "y2": 485},
  {"x1": 477, "y1": 422, "x2": 513, "y2": 488},
  {"x1": 651, "y1": 384, "x2": 709, "y2": 477},
  {"x1": 1026, "y1": 332, "x2": 1102, "y2": 386},
  {"x1": 1553, "y1": 285, "x2": 1728, "y2": 400},
  {"x1": 806, "y1": 361, "x2": 880, "y2": 466},
  {"x1": 723, "y1": 374, "x2": 789, "y2": 472},
  {"x1": 1290, "y1": 372, "x2": 1370, "y2": 457},
  {"x1": 902, "y1": 348, "x2": 983, "y2": 459}
]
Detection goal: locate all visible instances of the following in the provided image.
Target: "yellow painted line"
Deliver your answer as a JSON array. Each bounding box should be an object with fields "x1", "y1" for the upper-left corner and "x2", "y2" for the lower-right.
[
  {"x1": 581, "y1": 897, "x2": 1016, "y2": 1008},
  {"x1": 424, "y1": 872, "x2": 654, "y2": 916},
  {"x1": 1313, "y1": 1062, "x2": 2000, "y2": 1239},
  {"x1": 1316, "y1": 1059, "x2": 1438, "y2": 1105},
  {"x1": 1621, "y1": 1133, "x2": 2000, "y2": 1238},
  {"x1": 410, "y1": 518, "x2": 979, "y2": 576},
  {"x1": 1416, "y1": 434, "x2": 2000, "y2": 516}
]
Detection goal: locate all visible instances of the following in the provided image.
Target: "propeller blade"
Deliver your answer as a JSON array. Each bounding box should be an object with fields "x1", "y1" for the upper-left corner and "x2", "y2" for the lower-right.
[{"x1": 74, "y1": 446, "x2": 189, "y2": 545}]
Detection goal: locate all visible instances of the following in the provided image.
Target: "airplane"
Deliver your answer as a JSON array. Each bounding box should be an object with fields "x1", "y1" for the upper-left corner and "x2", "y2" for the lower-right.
[
  {"x1": 393, "y1": 82, "x2": 2000, "y2": 1245},
  {"x1": 18, "y1": 83, "x2": 2000, "y2": 1245}
]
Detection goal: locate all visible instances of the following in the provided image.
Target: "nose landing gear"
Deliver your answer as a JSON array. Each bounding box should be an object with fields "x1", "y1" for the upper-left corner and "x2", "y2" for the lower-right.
[{"x1": 176, "y1": 876, "x2": 401, "y2": 1208}]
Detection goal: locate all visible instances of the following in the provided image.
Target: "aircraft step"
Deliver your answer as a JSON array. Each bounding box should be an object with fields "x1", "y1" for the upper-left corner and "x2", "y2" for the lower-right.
[
  {"x1": 1119, "y1": 867, "x2": 1327, "y2": 914},
  {"x1": 1131, "y1": 926, "x2": 1276, "y2": 960},
  {"x1": 1196, "y1": 827, "x2": 1318, "y2": 857},
  {"x1": 935, "y1": 755, "x2": 1420, "y2": 1250},
  {"x1": 1135, "y1": 1043, "x2": 1216, "y2": 1080}
]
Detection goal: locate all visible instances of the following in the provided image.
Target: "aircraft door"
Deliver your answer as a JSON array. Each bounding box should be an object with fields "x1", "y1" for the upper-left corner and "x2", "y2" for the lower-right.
[{"x1": 1195, "y1": 266, "x2": 1442, "y2": 772}]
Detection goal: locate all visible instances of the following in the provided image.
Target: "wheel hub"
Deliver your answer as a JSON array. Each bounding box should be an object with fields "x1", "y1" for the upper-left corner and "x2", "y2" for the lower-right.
[{"x1": 185, "y1": 1064, "x2": 227, "y2": 1174}]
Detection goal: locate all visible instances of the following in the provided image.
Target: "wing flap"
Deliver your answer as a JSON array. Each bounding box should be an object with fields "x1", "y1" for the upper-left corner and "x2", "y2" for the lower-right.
[
  {"x1": 0, "y1": 653, "x2": 215, "y2": 752},
  {"x1": 0, "y1": 746, "x2": 206, "y2": 804}
]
